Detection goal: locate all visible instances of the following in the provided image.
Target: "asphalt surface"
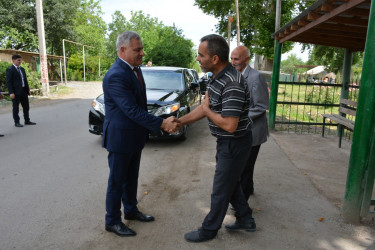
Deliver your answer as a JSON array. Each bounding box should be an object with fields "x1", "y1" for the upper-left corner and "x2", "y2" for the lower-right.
[{"x1": 0, "y1": 82, "x2": 374, "y2": 249}]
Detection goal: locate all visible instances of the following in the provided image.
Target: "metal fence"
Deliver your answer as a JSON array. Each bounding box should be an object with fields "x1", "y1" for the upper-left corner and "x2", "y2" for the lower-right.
[{"x1": 275, "y1": 80, "x2": 360, "y2": 141}]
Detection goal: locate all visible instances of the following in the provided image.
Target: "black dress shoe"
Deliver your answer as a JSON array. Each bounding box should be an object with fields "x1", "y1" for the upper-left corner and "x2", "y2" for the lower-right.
[
  {"x1": 15, "y1": 123, "x2": 23, "y2": 127},
  {"x1": 125, "y1": 211, "x2": 154, "y2": 222},
  {"x1": 0, "y1": 134, "x2": 4, "y2": 137},
  {"x1": 225, "y1": 219, "x2": 256, "y2": 232},
  {"x1": 184, "y1": 230, "x2": 216, "y2": 243},
  {"x1": 105, "y1": 222, "x2": 136, "y2": 237},
  {"x1": 25, "y1": 121, "x2": 36, "y2": 125}
]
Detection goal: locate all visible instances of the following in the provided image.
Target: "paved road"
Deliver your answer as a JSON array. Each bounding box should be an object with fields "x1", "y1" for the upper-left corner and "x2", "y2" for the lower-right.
[{"x1": 0, "y1": 92, "x2": 374, "y2": 249}]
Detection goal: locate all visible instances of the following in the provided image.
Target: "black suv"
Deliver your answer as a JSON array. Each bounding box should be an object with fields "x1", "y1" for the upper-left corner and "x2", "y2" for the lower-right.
[{"x1": 89, "y1": 66, "x2": 201, "y2": 140}]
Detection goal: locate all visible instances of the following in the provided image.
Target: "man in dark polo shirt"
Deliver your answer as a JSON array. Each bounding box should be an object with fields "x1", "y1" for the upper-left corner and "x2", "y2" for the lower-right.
[{"x1": 179, "y1": 34, "x2": 256, "y2": 243}]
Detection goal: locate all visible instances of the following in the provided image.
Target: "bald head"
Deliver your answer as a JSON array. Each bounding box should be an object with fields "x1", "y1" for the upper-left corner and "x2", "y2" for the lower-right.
[{"x1": 231, "y1": 46, "x2": 250, "y2": 73}]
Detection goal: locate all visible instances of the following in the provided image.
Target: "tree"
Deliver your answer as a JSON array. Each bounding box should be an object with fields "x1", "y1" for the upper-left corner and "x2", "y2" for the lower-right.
[
  {"x1": 149, "y1": 26, "x2": 195, "y2": 68},
  {"x1": 106, "y1": 11, "x2": 195, "y2": 68},
  {"x1": 306, "y1": 45, "x2": 363, "y2": 75},
  {"x1": 43, "y1": 0, "x2": 80, "y2": 55},
  {"x1": 194, "y1": 0, "x2": 312, "y2": 70},
  {"x1": 74, "y1": 0, "x2": 107, "y2": 54},
  {"x1": 0, "y1": 0, "x2": 80, "y2": 54},
  {"x1": 281, "y1": 53, "x2": 305, "y2": 75},
  {"x1": 0, "y1": 0, "x2": 38, "y2": 51}
]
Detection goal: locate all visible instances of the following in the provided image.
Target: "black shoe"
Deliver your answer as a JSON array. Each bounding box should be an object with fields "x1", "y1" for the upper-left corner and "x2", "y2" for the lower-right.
[
  {"x1": 105, "y1": 222, "x2": 136, "y2": 237},
  {"x1": 15, "y1": 123, "x2": 23, "y2": 127},
  {"x1": 125, "y1": 211, "x2": 154, "y2": 222},
  {"x1": 225, "y1": 219, "x2": 256, "y2": 232},
  {"x1": 25, "y1": 121, "x2": 36, "y2": 125},
  {"x1": 0, "y1": 134, "x2": 4, "y2": 137},
  {"x1": 184, "y1": 230, "x2": 216, "y2": 243}
]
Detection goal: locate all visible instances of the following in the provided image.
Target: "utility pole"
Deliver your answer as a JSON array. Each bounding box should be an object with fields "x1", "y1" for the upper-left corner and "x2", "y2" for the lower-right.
[
  {"x1": 235, "y1": 0, "x2": 240, "y2": 45},
  {"x1": 275, "y1": 0, "x2": 281, "y2": 31},
  {"x1": 35, "y1": 0, "x2": 49, "y2": 96}
]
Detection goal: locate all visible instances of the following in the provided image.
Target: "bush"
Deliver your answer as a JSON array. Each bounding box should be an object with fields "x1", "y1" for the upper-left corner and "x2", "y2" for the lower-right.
[{"x1": 0, "y1": 61, "x2": 12, "y2": 92}]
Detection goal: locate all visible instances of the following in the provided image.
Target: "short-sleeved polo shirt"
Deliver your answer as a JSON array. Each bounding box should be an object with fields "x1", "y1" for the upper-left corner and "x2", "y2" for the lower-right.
[{"x1": 207, "y1": 64, "x2": 251, "y2": 138}]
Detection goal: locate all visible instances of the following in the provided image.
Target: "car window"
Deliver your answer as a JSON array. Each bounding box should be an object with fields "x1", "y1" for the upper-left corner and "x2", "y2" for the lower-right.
[
  {"x1": 184, "y1": 70, "x2": 192, "y2": 88},
  {"x1": 143, "y1": 70, "x2": 184, "y2": 91}
]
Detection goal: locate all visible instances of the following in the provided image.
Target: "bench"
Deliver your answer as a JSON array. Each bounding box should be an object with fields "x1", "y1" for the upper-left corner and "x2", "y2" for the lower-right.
[{"x1": 321, "y1": 98, "x2": 357, "y2": 148}]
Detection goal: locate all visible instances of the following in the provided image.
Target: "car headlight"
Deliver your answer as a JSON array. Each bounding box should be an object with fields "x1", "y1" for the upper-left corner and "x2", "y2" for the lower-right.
[
  {"x1": 154, "y1": 103, "x2": 180, "y2": 116},
  {"x1": 92, "y1": 99, "x2": 105, "y2": 115}
]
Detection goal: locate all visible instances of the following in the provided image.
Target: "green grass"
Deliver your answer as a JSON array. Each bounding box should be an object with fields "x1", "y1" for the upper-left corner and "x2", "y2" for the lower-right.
[
  {"x1": 275, "y1": 83, "x2": 358, "y2": 136},
  {"x1": 49, "y1": 85, "x2": 74, "y2": 96}
]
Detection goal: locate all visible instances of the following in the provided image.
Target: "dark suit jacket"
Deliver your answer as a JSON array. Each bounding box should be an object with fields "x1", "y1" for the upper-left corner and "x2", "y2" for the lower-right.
[
  {"x1": 243, "y1": 65, "x2": 269, "y2": 146},
  {"x1": 6, "y1": 65, "x2": 30, "y2": 96},
  {"x1": 102, "y1": 58, "x2": 163, "y2": 154}
]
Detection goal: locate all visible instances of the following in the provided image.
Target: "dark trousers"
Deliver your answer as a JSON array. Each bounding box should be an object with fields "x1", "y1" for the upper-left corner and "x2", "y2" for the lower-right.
[
  {"x1": 240, "y1": 145, "x2": 261, "y2": 201},
  {"x1": 202, "y1": 132, "x2": 254, "y2": 234},
  {"x1": 12, "y1": 90, "x2": 30, "y2": 124},
  {"x1": 105, "y1": 151, "x2": 142, "y2": 226}
]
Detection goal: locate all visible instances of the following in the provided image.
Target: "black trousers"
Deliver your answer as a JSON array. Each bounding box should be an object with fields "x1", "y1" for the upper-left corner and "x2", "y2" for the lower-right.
[
  {"x1": 240, "y1": 144, "x2": 261, "y2": 201},
  {"x1": 105, "y1": 151, "x2": 142, "y2": 226},
  {"x1": 12, "y1": 90, "x2": 30, "y2": 124},
  {"x1": 202, "y1": 132, "x2": 254, "y2": 234}
]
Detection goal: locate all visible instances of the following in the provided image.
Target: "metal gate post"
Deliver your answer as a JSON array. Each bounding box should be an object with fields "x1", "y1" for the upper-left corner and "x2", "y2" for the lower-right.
[
  {"x1": 269, "y1": 40, "x2": 282, "y2": 130},
  {"x1": 343, "y1": 0, "x2": 375, "y2": 223}
]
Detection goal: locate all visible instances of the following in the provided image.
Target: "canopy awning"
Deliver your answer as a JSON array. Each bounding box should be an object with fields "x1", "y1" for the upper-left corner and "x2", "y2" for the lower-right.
[{"x1": 273, "y1": 0, "x2": 371, "y2": 52}]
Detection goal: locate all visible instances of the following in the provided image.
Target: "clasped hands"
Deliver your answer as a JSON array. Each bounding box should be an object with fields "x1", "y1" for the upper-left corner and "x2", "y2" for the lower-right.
[
  {"x1": 161, "y1": 92, "x2": 210, "y2": 134},
  {"x1": 161, "y1": 116, "x2": 181, "y2": 133}
]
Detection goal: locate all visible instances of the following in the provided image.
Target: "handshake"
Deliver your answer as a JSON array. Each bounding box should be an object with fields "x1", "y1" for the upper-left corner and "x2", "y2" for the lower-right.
[{"x1": 160, "y1": 116, "x2": 182, "y2": 133}]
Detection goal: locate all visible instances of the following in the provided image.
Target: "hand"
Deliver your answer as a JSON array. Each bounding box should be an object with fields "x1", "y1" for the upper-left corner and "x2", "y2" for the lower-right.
[
  {"x1": 161, "y1": 116, "x2": 181, "y2": 133},
  {"x1": 10, "y1": 93, "x2": 15, "y2": 99},
  {"x1": 201, "y1": 91, "x2": 210, "y2": 114}
]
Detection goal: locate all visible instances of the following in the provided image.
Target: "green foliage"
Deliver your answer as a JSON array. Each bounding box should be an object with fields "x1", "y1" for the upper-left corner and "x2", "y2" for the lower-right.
[
  {"x1": 106, "y1": 11, "x2": 196, "y2": 68},
  {"x1": 0, "y1": 0, "x2": 38, "y2": 51},
  {"x1": 0, "y1": 61, "x2": 12, "y2": 92},
  {"x1": 149, "y1": 27, "x2": 195, "y2": 68},
  {"x1": 194, "y1": 0, "x2": 309, "y2": 59},
  {"x1": 306, "y1": 45, "x2": 363, "y2": 75},
  {"x1": 281, "y1": 53, "x2": 305, "y2": 75},
  {"x1": 74, "y1": 0, "x2": 107, "y2": 55},
  {"x1": 43, "y1": 0, "x2": 80, "y2": 55},
  {"x1": 306, "y1": 86, "x2": 340, "y2": 105}
]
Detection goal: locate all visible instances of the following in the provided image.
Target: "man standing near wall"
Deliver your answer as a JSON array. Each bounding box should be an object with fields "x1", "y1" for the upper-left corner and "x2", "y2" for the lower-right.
[{"x1": 231, "y1": 46, "x2": 269, "y2": 200}]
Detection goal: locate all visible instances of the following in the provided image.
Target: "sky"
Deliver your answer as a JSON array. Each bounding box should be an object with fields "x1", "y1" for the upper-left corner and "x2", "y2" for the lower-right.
[{"x1": 99, "y1": 0, "x2": 309, "y2": 62}]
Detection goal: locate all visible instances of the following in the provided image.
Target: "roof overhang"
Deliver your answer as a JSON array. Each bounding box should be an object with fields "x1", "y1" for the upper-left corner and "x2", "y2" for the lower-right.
[
  {"x1": 0, "y1": 49, "x2": 64, "y2": 60},
  {"x1": 273, "y1": 0, "x2": 371, "y2": 52}
]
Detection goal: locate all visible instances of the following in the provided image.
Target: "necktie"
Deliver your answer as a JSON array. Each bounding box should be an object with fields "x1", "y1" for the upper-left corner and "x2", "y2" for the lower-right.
[
  {"x1": 133, "y1": 67, "x2": 145, "y2": 90},
  {"x1": 17, "y1": 67, "x2": 25, "y2": 87}
]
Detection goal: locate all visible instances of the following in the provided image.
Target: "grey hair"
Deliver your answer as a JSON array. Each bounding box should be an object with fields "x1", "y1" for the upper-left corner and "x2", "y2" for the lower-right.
[{"x1": 116, "y1": 31, "x2": 141, "y2": 52}]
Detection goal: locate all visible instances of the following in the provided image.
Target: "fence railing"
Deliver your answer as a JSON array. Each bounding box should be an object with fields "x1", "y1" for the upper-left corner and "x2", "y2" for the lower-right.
[{"x1": 275, "y1": 81, "x2": 360, "y2": 140}]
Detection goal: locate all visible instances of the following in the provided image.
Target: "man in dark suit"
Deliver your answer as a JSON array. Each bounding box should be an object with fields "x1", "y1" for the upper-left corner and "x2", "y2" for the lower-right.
[
  {"x1": 6, "y1": 54, "x2": 36, "y2": 127},
  {"x1": 231, "y1": 46, "x2": 269, "y2": 200},
  {"x1": 102, "y1": 31, "x2": 179, "y2": 237}
]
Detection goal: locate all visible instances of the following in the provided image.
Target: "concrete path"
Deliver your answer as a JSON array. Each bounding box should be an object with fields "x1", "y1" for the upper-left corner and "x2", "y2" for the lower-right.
[{"x1": 0, "y1": 81, "x2": 374, "y2": 249}]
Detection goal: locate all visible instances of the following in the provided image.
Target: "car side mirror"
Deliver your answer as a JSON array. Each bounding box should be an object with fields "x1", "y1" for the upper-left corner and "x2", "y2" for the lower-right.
[{"x1": 190, "y1": 82, "x2": 199, "y2": 90}]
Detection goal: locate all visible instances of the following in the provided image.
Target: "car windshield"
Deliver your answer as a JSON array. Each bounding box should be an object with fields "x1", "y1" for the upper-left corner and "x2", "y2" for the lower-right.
[{"x1": 142, "y1": 70, "x2": 184, "y2": 91}]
